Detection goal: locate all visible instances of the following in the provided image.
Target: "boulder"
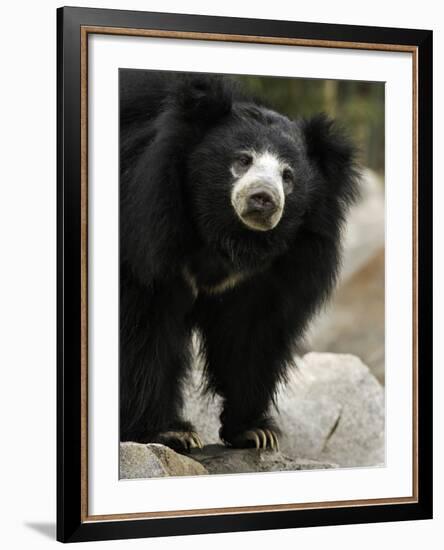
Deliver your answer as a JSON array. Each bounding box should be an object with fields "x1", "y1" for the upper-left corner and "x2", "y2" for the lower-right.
[
  {"x1": 119, "y1": 442, "x2": 336, "y2": 479},
  {"x1": 119, "y1": 442, "x2": 208, "y2": 479},
  {"x1": 275, "y1": 353, "x2": 385, "y2": 467}
]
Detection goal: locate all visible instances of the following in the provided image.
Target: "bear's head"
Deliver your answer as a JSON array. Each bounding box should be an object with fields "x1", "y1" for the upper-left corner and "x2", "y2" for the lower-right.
[
  {"x1": 124, "y1": 74, "x2": 360, "y2": 281},
  {"x1": 181, "y1": 76, "x2": 360, "y2": 270}
]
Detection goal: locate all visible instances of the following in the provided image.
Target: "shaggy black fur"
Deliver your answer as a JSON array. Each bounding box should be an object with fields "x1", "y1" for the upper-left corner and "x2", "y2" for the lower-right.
[{"x1": 119, "y1": 70, "x2": 360, "y2": 450}]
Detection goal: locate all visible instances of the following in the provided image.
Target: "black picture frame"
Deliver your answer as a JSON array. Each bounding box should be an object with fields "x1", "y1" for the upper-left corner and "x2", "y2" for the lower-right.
[{"x1": 57, "y1": 6, "x2": 433, "y2": 543}]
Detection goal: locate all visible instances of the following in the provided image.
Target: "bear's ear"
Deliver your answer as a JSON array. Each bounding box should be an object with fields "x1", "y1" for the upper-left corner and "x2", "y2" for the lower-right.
[
  {"x1": 171, "y1": 75, "x2": 235, "y2": 123},
  {"x1": 302, "y1": 114, "x2": 360, "y2": 207}
]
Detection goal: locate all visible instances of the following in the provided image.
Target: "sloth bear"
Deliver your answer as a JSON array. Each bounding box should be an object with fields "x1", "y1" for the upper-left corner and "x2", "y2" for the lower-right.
[{"x1": 120, "y1": 70, "x2": 359, "y2": 451}]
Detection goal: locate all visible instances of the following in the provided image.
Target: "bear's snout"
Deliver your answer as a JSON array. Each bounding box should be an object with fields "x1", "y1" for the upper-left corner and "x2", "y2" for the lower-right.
[
  {"x1": 230, "y1": 150, "x2": 286, "y2": 232},
  {"x1": 232, "y1": 180, "x2": 284, "y2": 232},
  {"x1": 245, "y1": 190, "x2": 278, "y2": 215}
]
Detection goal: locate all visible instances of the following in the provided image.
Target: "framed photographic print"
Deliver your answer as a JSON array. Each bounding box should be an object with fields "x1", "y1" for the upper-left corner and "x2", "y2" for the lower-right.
[{"x1": 57, "y1": 6, "x2": 433, "y2": 543}]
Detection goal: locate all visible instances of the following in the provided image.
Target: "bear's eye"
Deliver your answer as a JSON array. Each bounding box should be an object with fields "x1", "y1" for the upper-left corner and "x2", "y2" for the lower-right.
[
  {"x1": 237, "y1": 153, "x2": 253, "y2": 168},
  {"x1": 282, "y1": 168, "x2": 294, "y2": 194},
  {"x1": 282, "y1": 168, "x2": 294, "y2": 183}
]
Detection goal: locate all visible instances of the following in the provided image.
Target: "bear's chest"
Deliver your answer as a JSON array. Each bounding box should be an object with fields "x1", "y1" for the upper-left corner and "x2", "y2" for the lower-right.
[{"x1": 183, "y1": 251, "x2": 249, "y2": 297}]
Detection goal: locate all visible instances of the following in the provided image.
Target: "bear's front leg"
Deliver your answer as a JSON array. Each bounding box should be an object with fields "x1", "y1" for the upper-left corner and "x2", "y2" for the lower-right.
[
  {"x1": 195, "y1": 276, "x2": 300, "y2": 454},
  {"x1": 120, "y1": 269, "x2": 204, "y2": 451},
  {"x1": 219, "y1": 401, "x2": 281, "y2": 451},
  {"x1": 227, "y1": 428, "x2": 280, "y2": 450},
  {"x1": 154, "y1": 419, "x2": 203, "y2": 452}
]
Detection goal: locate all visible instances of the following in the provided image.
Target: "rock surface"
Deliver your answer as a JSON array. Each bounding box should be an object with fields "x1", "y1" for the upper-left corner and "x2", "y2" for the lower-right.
[
  {"x1": 274, "y1": 353, "x2": 385, "y2": 467},
  {"x1": 120, "y1": 442, "x2": 208, "y2": 479},
  {"x1": 119, "y1": 442, "x2": 336, "y2": 479},
  {"x1": 119, "y1": 352, "x2": 385, "y2": 479},
  {"x1": 188, "y1": 445, "x2": 336, "y2": 475}
]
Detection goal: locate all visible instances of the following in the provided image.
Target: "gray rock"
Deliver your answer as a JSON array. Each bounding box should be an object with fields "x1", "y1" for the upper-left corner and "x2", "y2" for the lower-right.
[
  {"x1": 119, "y1": 442, "x2": 208, "y2": 479},
  {"x1": 189, "y1": 444, "x2": 336, "y2": 475},
  {"x1": 276, "y1": 353, "x2": 385, "y2": 467},
  {"x1": 119, "y1": 442, "x2": 335, "y2": 480},
  {"x1": 184, "y1": 352, "x2": 385, "y2": 468}
]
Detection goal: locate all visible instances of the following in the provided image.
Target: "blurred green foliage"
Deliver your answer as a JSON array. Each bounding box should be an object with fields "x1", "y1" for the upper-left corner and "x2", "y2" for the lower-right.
[{"x1": 233, "y1": 75, "x2": 385, "y2": 175}]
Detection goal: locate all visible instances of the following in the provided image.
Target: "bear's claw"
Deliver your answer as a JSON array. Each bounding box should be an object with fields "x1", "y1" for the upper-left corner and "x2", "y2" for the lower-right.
[
  {"x1": 156, "y1": 430, "x2": 203, "y2": 452},
  {"x1": 230, "y1": 428, "x2": 279, "y2": 450}
]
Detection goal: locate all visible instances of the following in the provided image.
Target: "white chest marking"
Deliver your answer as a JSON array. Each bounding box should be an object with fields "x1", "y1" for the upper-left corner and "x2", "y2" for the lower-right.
[{"x1": 183, "y1": 267, "x2": 249, "y2": 297}]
